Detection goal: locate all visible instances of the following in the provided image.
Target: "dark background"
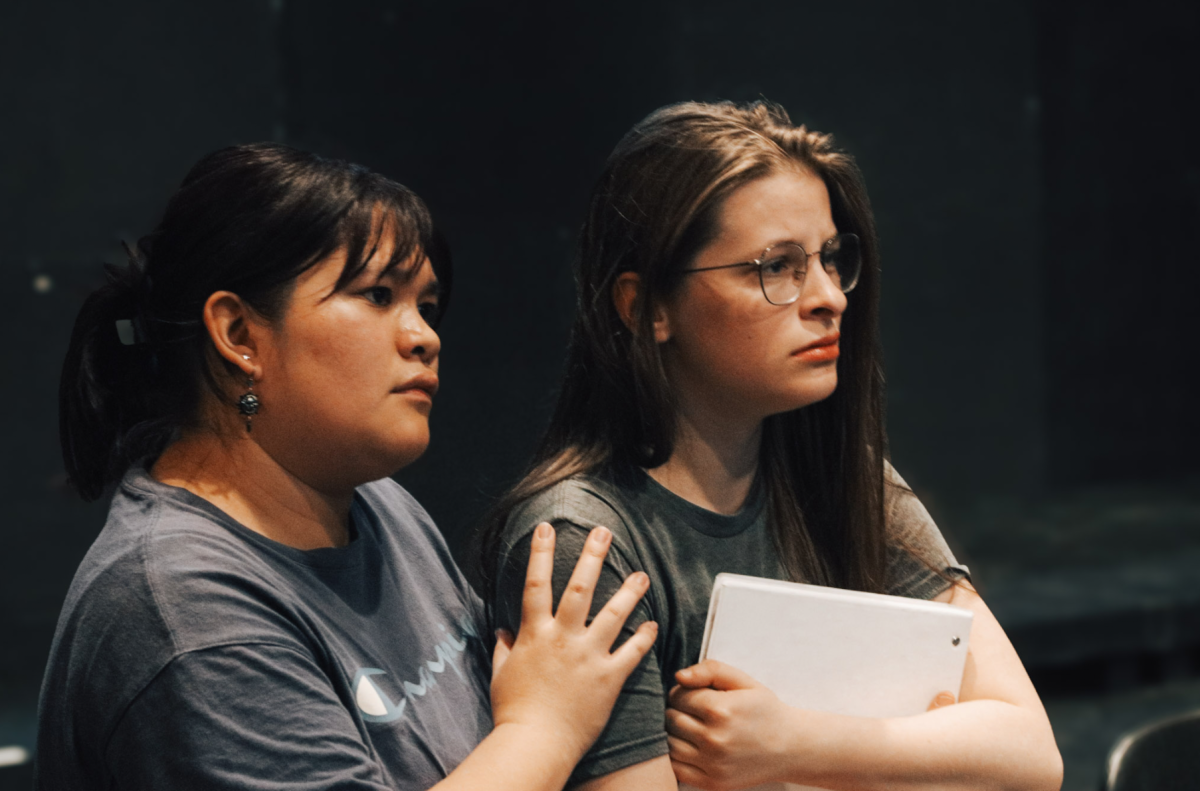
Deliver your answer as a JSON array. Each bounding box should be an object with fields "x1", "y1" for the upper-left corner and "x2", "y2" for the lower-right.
[{"x1": 1, "y1": 0, "x2": 1198, "y2": 786}]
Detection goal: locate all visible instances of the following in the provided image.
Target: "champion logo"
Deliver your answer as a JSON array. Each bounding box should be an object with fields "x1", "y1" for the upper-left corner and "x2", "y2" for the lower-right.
[
  {"x1": 352, "y1": 619, "x2": 478, "y2": 723},
  {"x1": 354, "y1": 668, "x2": 407, "y2": 722}
]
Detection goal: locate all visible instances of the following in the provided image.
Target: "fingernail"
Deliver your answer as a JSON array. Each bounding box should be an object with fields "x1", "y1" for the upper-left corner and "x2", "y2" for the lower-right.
[
  {"x1": 633, "y1": 571, "x2": 649, "y2": 588},
  {"x1": 536, "y1": 522, "x2": 552, "y2": 539},
  {"x1": 591, "y1": 526, "x2": 612, "y2": 545}
]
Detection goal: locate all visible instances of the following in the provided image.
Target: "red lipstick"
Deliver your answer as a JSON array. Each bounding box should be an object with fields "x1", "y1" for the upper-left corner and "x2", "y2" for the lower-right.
[{"x1": 793, "y1": 333, "x2": 840, "y2": 363}]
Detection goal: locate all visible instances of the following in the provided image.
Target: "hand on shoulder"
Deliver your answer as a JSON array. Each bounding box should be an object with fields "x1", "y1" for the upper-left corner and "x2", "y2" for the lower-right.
[{"x1": 489, "y1": 522, "x2": 658, "y2": 760}]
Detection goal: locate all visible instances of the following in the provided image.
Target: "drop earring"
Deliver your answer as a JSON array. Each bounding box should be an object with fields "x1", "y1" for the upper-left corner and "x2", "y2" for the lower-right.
[{"x1": 237, "y1": 355, "x2": 260, "y2": 432}]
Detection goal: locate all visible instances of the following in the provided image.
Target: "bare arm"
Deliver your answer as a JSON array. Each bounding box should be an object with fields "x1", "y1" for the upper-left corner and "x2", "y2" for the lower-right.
[
  {"x1": 572, "y1": 755, "x2": 678, "y2": 791},
  {"x1": 667, "y1": 582, "x2": 1063, "y2": 791},
  {"x1": 432, "y1": 523, "x2": 658, "y2": 791}
]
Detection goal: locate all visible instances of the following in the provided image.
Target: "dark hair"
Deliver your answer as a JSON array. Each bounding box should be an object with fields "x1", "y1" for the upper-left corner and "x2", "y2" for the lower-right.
[
  {"x1": 479, "y1": 100, "x2": 888, "y2": 593},
  {"x1": 60, "y1": 142, "x2": 451, "y2": 501}
]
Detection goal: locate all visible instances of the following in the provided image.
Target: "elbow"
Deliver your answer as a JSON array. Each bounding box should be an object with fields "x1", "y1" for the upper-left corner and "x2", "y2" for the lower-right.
[
  {"x1": 1016, "y1": 736, "x2": 1063, "y2": 791},
  {"x1": 1040, "y1": 746, "x2": 1064, "y2": 791},
  {"x1": 1032, "y1": 717, "x2": 1064, "y2": 791},
  {"x1": 987, "y1": 719, "x2": 1062, "y2": 791}
]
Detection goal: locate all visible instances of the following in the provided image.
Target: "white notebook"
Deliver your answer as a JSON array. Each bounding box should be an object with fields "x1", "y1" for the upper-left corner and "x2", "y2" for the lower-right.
[{"x1": 679, "y1": 573, "x2": 973, "y2": 791}]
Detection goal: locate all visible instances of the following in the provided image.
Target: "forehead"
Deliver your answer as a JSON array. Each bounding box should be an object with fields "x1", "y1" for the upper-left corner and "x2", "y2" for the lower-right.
[{"x1": 715, "y1": 168, "x2": 835, "y2": 250}]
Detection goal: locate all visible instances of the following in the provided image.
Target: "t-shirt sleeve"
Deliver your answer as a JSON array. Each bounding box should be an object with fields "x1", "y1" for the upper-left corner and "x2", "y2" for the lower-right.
[
  {"x1": 883, "y1": 463, "x2": 971, "y2": 600},
  {"x1": 105, "y1": 643, "x2": 393, "y2": 790},
  {"x1": 493, "y1": 522, "x2": 668, "y2": 786}
]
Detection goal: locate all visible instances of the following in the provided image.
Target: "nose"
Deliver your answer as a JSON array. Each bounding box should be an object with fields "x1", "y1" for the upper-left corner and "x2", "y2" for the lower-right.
[
  {"x1": 796, "y1": 262, "x2": 848, "y2": 319},
  {"x1": 398, "y1": 309, "x2": 441, "y2": 364}
]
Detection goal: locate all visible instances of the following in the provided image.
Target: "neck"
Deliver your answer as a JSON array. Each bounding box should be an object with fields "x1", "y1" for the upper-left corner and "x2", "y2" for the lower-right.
[
  {"x1": 647, "y1": 395, "x2": 762, "y2": 516},
  {"x1": 151, "y1": 424, "x2": 353, "y2": 550}
]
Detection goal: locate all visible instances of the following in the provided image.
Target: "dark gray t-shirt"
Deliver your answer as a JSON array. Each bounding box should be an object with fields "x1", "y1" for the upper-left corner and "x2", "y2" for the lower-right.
[
  {"x1": 37, "y1": 469, "x2": 493, "y2": 791},
  {"x1": 491, "y1": 463, "x2": 967, "y2": 785}
]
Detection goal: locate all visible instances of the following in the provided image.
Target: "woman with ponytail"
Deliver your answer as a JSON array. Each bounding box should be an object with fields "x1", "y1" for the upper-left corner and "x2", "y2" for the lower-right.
[
  {"x1": 41, "y1": 143, "x2": 657, "y2": 791},
  {"x1": 480, "y1": 102, "x2": 1062, "y2": 790}
]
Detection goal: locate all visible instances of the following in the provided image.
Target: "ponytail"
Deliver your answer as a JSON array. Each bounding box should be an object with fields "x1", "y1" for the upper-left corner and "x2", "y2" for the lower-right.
[{"x1": 58, "y1": 246, "x2": 198, "y2": 500}]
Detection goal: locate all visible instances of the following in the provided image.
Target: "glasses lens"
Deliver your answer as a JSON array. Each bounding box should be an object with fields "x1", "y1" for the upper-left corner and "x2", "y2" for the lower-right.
[
  {"x1": 759, "y1": 243, "x2": 808, "y2": 305},
  {"x1": 821, "y1": 233, "x2": 861, "y2": 293}
]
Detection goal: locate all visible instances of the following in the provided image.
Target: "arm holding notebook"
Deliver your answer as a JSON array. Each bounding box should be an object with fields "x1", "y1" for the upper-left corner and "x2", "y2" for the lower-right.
[{"x1": 666, "y1": 580, "x2": 1062, "y2": 791}]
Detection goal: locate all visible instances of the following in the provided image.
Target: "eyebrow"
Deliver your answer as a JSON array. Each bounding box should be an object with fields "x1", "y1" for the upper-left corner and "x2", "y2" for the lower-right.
[
  {"x1": 735, "y1": 233, "x2": 834, "y2": 263},
  {"x1": 764, "y1": 232, "x2": 839, "y2": 251},
  {"x1": 381, "y1": 260, "x2": 440, "y2": 300},
  {"x1": 419, "y1": 276, "x2": 441, "y2": 300}
]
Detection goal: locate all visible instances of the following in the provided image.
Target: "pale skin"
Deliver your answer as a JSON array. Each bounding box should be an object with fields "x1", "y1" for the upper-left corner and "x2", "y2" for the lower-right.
[
  {"x1": 575, "y1": 168, "x2": 1062, "y2": 791},
  {"x1": 152, "y1": 228, "x2": 657, "y2": 791}
]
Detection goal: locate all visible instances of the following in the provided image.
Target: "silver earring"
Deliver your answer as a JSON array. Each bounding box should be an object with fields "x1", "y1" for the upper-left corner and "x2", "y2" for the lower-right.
[{"x1": 237, "y1": 372, "x2": 260, "y2": 432}]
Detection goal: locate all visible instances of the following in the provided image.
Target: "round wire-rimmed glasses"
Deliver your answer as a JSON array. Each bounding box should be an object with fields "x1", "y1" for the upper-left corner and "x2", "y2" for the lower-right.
[{"x1": 682, "y1": 233, "x2": 862, "y2": 305}]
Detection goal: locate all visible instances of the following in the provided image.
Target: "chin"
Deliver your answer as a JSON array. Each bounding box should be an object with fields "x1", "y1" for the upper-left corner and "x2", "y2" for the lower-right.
[
  {"x1": 782, "y1": 370, "x2": 838, "y2": 406},
  {"x1": 320, "y1": 420, "x2": 431, "y2": 484},
  {"x1": 379, "y1": 429, "x2": 432, "y2": 473}
]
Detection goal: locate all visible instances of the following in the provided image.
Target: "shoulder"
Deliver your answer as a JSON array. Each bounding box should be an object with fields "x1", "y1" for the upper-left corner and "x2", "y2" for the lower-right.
[
  {"x1": 40, "y1": 472, "x2": 301, "y2": 775},
  {"x1": 55, "y1": 471, "x2": 329, "y2": 660},
  {"x1": 501, "y1": 471, "x2": 634, "y2": 553},
  {"x1": 882, "y1": 461, "x2": 943, "y2": 548},
  {"x1": 880, "y1": 461, "x2": 969, "y2": 597}
]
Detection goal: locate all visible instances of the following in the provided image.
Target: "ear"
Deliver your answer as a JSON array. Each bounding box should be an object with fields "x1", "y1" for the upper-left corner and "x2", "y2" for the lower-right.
[
  {"x1": 612, "y1": 272, "x2": 671, "y2": 344},
  {"x1": 202, "y1": 290, "x2": 262, "y2": 379}
]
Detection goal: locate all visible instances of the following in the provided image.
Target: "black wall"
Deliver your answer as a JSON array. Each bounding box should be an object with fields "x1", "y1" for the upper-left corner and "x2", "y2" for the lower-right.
[{"x1": 1039, "y1": 0, "x2": 1200, "y2": 486}]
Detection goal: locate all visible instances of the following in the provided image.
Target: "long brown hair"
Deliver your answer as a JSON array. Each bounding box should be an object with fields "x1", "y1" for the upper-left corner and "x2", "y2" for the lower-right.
[{"x1": 478, "y1": 100, "x2": 887, "y2": 593}]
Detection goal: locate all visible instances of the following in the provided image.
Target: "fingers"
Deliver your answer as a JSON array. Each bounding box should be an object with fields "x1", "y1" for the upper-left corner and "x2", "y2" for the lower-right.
[
  {"x1": 587, "y1": 570, "x2": 650, "y2": 648},
  {"x1": 520, "y1": 523, "x2": 556, "y2": 630},
  {"x1": 675, "y1": 659, "x2": 760, "y2": 691},
  {"x1": 553, "y1": 526, "x2": 613, "y2": 627},
  {"x1": 490, "y1": 629, "x2": 514, "y2": 677},
  {"x1": 928, "y1": 690, "x2": 957, "y2": 711},
  {"x1": 665, "y1": 706, "x2": 707, "y2": 742},
  {"x1": 675, "y1": 662, "x2": 716, "y2": 689},
  {"x1": 669, "y1": 756, "x2": 711, "y2": 789},
  {"x1": 667, "y1": 734, "x2": 702, "y2": 763},
  {"x1": 667, "y1": 685, "x2": 720, "y2": 720},
  {"x1": 609, "y1": 619, "x2": 658, "y2": 675}
]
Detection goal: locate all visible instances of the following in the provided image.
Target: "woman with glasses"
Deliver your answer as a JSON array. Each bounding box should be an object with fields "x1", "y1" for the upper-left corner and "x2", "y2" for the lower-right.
[
  {"x1": 479, "y1": 102, "x2": 1062, "y2": 790},
  {"x1": 39, "y1": 143, "x2": 658, "y2": 791}
]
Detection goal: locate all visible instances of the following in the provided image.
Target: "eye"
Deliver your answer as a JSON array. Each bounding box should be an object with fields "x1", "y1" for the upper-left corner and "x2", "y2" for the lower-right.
[
  {"x1": 363, "y1": 286, "x2": 393, "y2": 306},
  {"x1": 417, "y1": 300, "x2": 440, "y2": 325},
  {"x1": 760, "y1": 256, "x2": 792, "y2": 277}
]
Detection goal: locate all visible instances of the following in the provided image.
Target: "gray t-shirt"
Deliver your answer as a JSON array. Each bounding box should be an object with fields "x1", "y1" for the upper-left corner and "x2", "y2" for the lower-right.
[
  {"x1": 37, "y1": 468, "x2": 493, "y2": 791},
  {"x1": 491, "y1": 463, "x2": 967, "y2": 785}
]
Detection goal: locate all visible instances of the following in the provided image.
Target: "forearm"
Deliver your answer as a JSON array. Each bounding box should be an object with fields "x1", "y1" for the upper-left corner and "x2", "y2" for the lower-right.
[
  {"x1": 780, "y1": 700, "x2": 1062, "y2": 791},
  {"x1": 431, "y1": 723, "x2": 582, "y2": 791}
]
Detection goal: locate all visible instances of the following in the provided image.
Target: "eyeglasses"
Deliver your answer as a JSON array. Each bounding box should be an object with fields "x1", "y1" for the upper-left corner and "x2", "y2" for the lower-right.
[{"x1": 682, "y1": 233, "x2": 862, "y2": 305}]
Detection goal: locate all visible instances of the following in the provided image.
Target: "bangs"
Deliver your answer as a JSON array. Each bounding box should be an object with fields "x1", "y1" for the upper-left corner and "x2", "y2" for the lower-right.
[{"x1": 328, "y1": 178, "x2": 453, "y2": 327}]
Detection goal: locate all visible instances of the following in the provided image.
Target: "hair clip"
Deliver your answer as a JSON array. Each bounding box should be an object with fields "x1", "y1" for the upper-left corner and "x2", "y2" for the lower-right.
[{"x1": 115, "y1": 315, "x2": 149, "y2": 346}]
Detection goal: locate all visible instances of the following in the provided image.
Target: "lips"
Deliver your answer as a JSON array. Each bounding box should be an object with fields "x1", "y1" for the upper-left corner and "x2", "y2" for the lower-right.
[
  {"x1": 793, "y1": 332, "x2": 840, "y2": 362},
  {"x1": 393, "y1": 372, "x2": 439, "y2": 398}
]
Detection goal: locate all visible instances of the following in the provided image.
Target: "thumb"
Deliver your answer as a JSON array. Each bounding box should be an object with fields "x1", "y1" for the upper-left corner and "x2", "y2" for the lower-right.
[
  {"x1": 491, "y1": 629, "x2": 514, "y2": 677},
  {"x1": 927, "y1": 690, "x2": 957, "y2": 711},
  {"x1": 675, "y1": 659, "x2": 760, "y2": 691}
]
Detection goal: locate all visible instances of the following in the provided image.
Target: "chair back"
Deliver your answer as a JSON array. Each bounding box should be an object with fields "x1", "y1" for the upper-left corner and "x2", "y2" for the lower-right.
[{"x1": 1104, "y1": 709, "x2": 1200, "y2": 791}]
